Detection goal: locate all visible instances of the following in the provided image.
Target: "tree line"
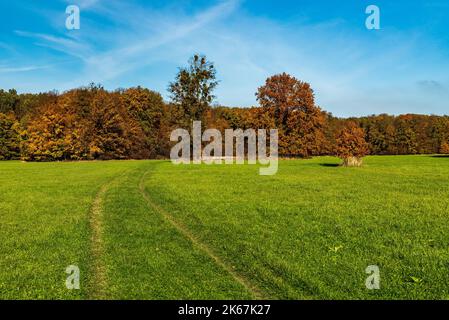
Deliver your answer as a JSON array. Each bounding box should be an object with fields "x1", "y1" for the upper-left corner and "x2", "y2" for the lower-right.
[{"x1": 1, "y1": 54, "x2": 449, "y2": 162}]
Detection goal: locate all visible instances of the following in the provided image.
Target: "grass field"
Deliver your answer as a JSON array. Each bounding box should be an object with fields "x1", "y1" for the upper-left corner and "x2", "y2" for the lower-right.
[{"x1": 1, "y1": 156, "x2": 448, "y2": 299}]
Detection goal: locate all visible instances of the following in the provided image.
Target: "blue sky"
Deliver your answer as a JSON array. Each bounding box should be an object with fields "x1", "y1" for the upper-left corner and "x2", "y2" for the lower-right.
[{"x1": 0, "y1": 0, "x2": 448, "y2": 117}]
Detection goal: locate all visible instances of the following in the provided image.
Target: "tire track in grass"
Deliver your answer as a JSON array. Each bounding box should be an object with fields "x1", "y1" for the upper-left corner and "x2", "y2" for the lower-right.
[
  {"x1": 87, "y1": 170, "x2": 131, "y2": 299},
  {"x1": 87, "y1": 181, "x2": 109, "y2": 299},
  {"x1": 138, "y1": 169, "x2": 266, "y2": 300}
]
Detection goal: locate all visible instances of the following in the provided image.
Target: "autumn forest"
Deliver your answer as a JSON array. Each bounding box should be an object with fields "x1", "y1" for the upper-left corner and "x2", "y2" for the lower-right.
[{"x1": 1, "y1": 55, "x2": 449, "y2": 162}]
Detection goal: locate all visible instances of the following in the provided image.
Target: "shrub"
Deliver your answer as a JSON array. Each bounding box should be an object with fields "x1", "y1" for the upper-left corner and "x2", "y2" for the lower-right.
[{"x1": 335, "y1": 122, "x2": 369, "y2": 167}]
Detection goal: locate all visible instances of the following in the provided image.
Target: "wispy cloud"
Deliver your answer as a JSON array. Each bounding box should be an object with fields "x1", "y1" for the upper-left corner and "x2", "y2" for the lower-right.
[
  {"x1": 82, "y1": 0, "x2": 240, "y2": 80},
  {"x1": 3, "y1": 0, "x2": 449, "y2": 116},
  {"x1": 14, "y1": 30, "x2": 92, "y2": 60},
  {"x1": 14, "y1": 0, "x2": 241, "y2": 85},
  {"x1": 0, "y1": 64, "x2": 51, "y2": 73}
]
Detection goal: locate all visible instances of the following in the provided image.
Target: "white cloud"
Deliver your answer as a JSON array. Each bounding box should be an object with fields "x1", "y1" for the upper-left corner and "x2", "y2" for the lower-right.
[
  {"x1": 14, "y1": 30, "x2": 92, "y2": 60},
  {"x1": 0, "y1": 65, "x2": 50, "y2": 73},
  {"x1": 5, "y1": 0, "x2": 449, "y2": 116}
]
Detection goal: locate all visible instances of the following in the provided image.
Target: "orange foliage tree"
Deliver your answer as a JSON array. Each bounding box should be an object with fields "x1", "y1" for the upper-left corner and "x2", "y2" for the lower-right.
[
  {"x1": 335, "y1": 122, "x2": 369, "y2": 166},
  {"x1": 440, "y1": 141, "x2": 449, "y2": 154},
  {"x1": 22, "y1": 86, "x2": 149, "y2": 161},
  {"x1": 256, "y1": 73, "x2": 326, "y2": 157},
  {"x1": 23, "y1": 97, "x2": 85, "y2": 161},
  {"x1": 85, "y1": 89, "x2": 147, "y2": 160}
]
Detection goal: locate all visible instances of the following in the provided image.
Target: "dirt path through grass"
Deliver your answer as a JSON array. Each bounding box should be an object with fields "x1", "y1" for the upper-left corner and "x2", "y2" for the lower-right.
[
  {"x1": 138, "y1": 169, "x2": 266, "y2": 300},
  {"x1": 87, "y1": 181, "x2": 109, "y2": 299},
  {"x1": 88, "y1": 170, "x2": 132, "y2": 299}
]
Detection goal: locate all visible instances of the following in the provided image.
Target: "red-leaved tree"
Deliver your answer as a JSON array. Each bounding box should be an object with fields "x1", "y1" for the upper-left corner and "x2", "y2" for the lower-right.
[
  {"x1": 256, "y1": 73, "x2": 326, "y2": 157},
  {"x1": 335, "y1": 122, "x2": 369, "y2": 166}
]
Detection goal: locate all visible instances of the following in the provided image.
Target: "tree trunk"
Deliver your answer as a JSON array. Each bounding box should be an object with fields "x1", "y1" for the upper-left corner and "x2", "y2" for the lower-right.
[{"x1": 342, "y1": 156, "x2": 363, "y2": 167}]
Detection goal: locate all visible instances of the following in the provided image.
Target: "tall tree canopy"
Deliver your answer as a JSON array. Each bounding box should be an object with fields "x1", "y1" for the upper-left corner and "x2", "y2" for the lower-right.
[
  {"x1": 0, "y1": 89, "x2": 20, "y2": 115},
  {"x1": 168, "y1": 54, "x2": 218, "y2": 125},
  {"x1": 256, "y1": 73, "x2": 315, "y2": 128},
  {"x1": 122, "y1": 87, "x2": 167, "y2": 157},
  {"x1": 256, "y1": 73, "x2": 326, "y2": 157}
]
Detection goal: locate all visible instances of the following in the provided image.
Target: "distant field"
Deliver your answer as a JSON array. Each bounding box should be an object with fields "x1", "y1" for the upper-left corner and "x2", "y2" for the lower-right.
[{"x1": 1, "y1": 156, "x2": 449, "y2": 299}]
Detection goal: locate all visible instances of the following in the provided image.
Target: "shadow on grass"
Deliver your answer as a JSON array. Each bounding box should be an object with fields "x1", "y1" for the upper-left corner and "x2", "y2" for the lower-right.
[
  {"x1": 429, "y1": 155, "x2": 449, "y2": 158},
  {"x1": 319, "y1": 163, "x2": 340, "y2": 167}
]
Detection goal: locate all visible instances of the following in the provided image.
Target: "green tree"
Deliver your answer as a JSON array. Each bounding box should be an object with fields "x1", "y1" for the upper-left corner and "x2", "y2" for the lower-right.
[
  {"x1": 86, "y1": 90, "x2": 146, "y2": 160},
  {"x1": 0, "y1": 113, "x2": 21, "y2": 160},
  {"x1": 122, "y1": 87, "x2": 166, "y2": 157},
  {"x1": 395, "y1": 116, "x2": 418, "y2": 154},
  {"x1": 0, "y1": 89, "x2": 20, "y2": 114},
  {"x1": 168, "y1": 54, "x2": 218, "y2": 126}
]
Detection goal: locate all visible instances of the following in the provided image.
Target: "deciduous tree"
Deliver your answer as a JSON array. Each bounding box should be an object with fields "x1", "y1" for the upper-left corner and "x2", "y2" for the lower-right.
[
  {"x1": 0, "y1": 113, "x2": 21, "y2": 160},
  {"x1": 23, "y1": 99, "x2": 85, "y2": 161},
  {"x1": 86, "y1": 90, "x2": 146, "y2": 160},
  {"x1": 256, "y1": 73, "x2": 326, "y2": 157},
  {"x1": 335, "y1": 122, "x2": 369, "y2": 167},
  {"x1": 168, "y1": 54, "x2": 218, "y2": 126},
  {"x1": 122, "y1": 87, "x2": 167, "y2": 158}
]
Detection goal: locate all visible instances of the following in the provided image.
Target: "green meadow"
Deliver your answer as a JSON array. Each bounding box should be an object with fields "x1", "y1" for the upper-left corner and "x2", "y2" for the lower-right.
[{"x1": 1, "y1": 156, "x2": 448, "y2": 299}]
